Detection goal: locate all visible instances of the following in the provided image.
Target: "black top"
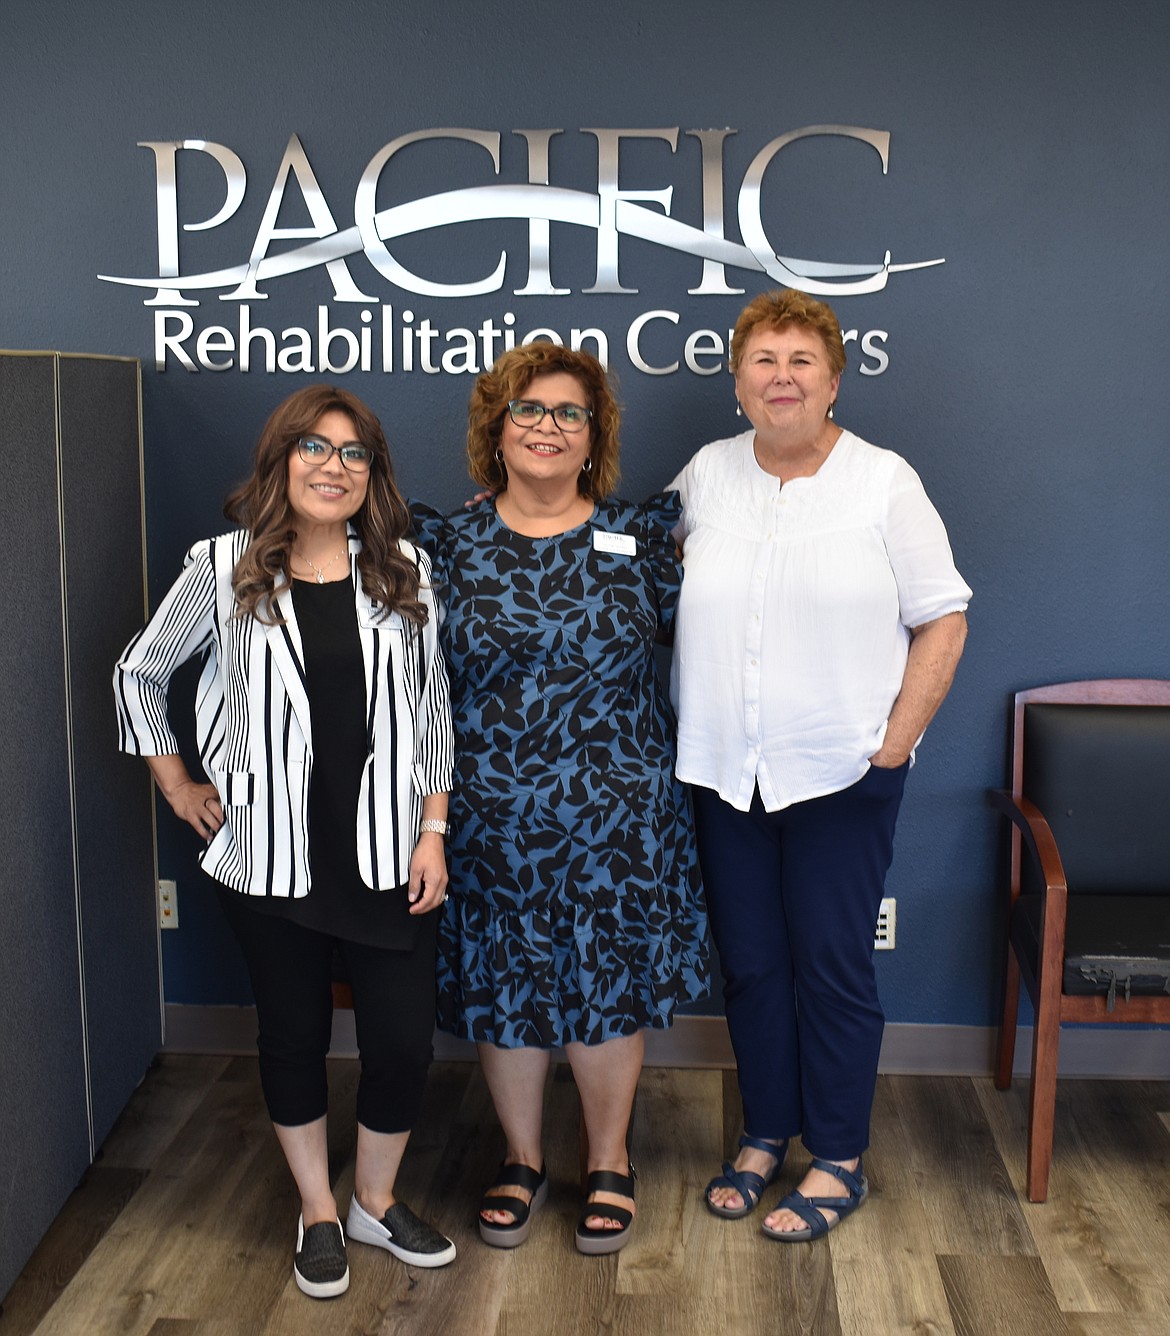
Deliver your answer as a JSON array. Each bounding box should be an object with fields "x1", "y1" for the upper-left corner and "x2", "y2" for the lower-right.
[{"x1": 238, "y1": 577, "x2": 422, "y2": 950}]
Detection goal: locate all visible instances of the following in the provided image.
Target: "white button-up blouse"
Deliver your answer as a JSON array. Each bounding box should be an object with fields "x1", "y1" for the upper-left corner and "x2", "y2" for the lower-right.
[{"x1": 669, "y1": 430, "x2": 971, "y2": 813}]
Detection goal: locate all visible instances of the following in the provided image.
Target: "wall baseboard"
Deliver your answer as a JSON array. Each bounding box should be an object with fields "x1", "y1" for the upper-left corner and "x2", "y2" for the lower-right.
[{"x1": 162, "y1": 1006, "x2": 1169, "y2": 1079}]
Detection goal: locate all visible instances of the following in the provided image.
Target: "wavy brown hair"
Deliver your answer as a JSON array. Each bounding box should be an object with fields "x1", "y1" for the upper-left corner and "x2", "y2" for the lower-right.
[
  {"x1": 224, "y1": 384, "x2": 426, "y2": 626},
  {"x1": 466, "y1": 344, "x2": 621, "y2": 500},
  {"x1": 729, "y1": 289, "x2": 847, "y2": 377}
]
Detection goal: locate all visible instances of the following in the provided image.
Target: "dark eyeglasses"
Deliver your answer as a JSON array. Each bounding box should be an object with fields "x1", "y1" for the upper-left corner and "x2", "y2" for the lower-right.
[
  {"x1": 295, "y1": 436, "x2": 372, "y2": 472},
  {"x1": 506, "y1": 400, "x2": 592, "y2": 433}
]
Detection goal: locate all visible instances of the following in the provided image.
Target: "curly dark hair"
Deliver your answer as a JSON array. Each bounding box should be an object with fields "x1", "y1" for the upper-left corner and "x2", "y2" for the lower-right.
[
  {"x1": 466, "y1": 344, "x2": 621, "y2": 500},
  {"x1": 224, "y1": 384, "x2": 425, "y2": 626}
]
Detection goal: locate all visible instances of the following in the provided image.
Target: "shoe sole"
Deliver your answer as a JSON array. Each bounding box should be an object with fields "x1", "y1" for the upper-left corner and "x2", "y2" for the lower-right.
[
  {"x1": 479, "y1": 1176, "x2": 549, "y2": 1248},
  {"x1": 574, "y1": 1224, "x2": 632, "y2": 1256},
  {"x1": 345, "y1": 1208, "x2": 457, "y2": 1267},
  {"x1": 294, "y1": 1266, "x2": 350, "y2": 1299},
  {"x1": 705, "y1": 1197, "x2": 756, "y2": 1219}
]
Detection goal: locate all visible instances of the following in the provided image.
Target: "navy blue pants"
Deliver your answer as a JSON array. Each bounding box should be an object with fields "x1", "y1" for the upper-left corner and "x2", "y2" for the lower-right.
[{"x1": 692, "y1": 762, "x2": 907, "y2": 1160}]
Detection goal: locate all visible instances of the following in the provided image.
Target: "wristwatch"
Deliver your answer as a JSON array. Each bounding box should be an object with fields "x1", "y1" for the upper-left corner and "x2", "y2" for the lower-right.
[{"x1": 419, "y1": 818, "x2": 451, "y2": 837}]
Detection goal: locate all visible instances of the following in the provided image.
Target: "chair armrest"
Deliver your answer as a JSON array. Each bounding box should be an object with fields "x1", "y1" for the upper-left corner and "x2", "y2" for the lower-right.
[
  {"x1": 988, "y1": 789, "x2": 1069, "y2": 899},
  {"x1": 989, "y1": 789, "x2": 1070, "y2": 1007}
]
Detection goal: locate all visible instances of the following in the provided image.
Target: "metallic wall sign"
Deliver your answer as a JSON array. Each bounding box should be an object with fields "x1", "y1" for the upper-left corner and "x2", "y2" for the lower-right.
[{"x1": 99, "y1": 127, "x2": 942, "y2": 373}]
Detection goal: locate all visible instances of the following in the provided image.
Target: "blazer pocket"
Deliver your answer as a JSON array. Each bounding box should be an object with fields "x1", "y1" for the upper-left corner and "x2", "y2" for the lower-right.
[{"x1": 214, "y1": 770, "x2": 255, "y2": 805}]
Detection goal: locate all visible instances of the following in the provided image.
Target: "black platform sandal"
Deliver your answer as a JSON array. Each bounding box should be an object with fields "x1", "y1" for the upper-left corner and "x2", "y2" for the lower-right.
[
  {"x1": 478, "y1": 1162, "x2": 548, "y2": 1248},
  {"x1": 574, "y1": 1164, "x2": 636, "y2": 1256}
]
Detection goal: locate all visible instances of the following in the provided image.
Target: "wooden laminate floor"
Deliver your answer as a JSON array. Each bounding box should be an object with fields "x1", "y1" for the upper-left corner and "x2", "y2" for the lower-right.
[{"x1": 3, "y1": 1057, "x2": 1169, "y2": 1335}]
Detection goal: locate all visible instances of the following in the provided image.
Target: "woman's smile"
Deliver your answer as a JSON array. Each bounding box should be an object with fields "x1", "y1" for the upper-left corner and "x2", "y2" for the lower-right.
[{"x1": 499, "y1": 371, "x2": 592, "y2": 484}]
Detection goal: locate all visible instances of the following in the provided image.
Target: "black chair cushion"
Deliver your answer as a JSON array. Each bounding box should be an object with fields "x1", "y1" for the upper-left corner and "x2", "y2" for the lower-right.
[
  {"x1": 1023, "y1": 704, "x2": 1170, "y2": 894},
  {"x1": 1012, "y1": 893, "x2": 1170, "y2": 1008}
]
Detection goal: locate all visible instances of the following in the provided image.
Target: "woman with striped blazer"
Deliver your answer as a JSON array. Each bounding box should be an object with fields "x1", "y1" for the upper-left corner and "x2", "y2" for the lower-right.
[{"x1": 115, "y1": 385, "x2": 457, "y2": 1298}]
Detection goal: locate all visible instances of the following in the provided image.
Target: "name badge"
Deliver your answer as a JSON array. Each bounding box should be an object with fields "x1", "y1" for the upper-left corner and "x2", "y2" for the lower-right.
[{"x1": 593, "y1": 530, "x2": 637, "y2": 556}]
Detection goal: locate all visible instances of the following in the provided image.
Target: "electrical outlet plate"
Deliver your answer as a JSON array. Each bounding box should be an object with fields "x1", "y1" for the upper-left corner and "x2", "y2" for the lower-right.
[
  {"x1": 158, "y1": 879, "x2": 178, "y2": 930},
  {"x1": 874, "y1": 897, "x2": 895, "y2": 950}
]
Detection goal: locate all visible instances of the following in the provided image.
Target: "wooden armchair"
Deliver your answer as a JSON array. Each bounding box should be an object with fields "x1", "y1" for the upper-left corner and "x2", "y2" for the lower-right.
[{"x1": 992, "y1": 679, "x2": 1170, "y2": 1202}]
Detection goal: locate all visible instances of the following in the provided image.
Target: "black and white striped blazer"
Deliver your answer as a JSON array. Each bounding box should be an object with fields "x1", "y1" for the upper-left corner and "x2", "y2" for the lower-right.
[{"x1": 114, "y1": 528, "x2": 453, "y2": 897}]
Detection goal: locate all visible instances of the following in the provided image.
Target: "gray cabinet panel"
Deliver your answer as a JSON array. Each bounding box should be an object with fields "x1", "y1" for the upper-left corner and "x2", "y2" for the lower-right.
[{"x1": 0, "y1": 352, "x2": 160, "y2": 1299}]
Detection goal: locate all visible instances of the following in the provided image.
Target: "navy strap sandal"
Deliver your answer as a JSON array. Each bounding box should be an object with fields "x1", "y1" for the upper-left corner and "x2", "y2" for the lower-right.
[
  {"x1": 704, "y1": 1134, "x2": 789, "y2": 1219},
  {"x1": 761, "y1": 1157, "x2": 868, "y2": 1242}
]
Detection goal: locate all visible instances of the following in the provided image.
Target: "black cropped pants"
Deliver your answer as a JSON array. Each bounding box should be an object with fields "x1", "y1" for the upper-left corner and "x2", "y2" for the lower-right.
[{"x1": 217, "y1": 886, "x2": 436, "y2": 1134}]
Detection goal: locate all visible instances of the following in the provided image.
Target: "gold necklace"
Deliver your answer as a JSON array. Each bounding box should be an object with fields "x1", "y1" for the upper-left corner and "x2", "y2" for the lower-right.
[{"x1": 294, "y1": 547, "x2": 348, "y2": 584}]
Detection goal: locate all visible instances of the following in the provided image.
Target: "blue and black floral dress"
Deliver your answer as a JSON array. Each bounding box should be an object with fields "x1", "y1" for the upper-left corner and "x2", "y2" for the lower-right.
[{"x1": 413, "y1": 493, "x2": 709, "y2": 1049}]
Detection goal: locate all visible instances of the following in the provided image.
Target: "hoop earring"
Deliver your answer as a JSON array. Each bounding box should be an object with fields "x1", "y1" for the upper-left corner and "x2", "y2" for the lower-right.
[
  {"x1": 581, "y1": 457, "x2": 593, "y2": 474},
  {"x1": 494, "y1": 447, "x2": 504, "y2": 462}
]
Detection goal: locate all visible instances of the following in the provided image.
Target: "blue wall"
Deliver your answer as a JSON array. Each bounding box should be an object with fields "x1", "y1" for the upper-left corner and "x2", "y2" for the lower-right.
[{"x1": 5, "y1": 0, "x2": 1168, "y2": 1023}]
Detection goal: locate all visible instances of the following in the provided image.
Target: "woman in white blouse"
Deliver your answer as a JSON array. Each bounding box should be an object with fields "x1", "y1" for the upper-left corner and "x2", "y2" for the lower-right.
[{"x1": 670, "y1": 290, "x2": 970, "y2": 1243}]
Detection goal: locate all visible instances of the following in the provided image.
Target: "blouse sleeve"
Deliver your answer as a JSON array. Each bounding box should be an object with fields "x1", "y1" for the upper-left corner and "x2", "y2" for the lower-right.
[
  {"x1": 882, "y1": 458, "x2": 973, "y2": 628},
  {"x1": 408, "y1": 500, "x2": 450, "y2": 614},
  {"x1": 639, "y1": 490, "x2": 685, "y2": 637},
  {"x1": 113, "y1": 539, "x2": 218, "y2": 756},
  {"x1": 665, "y1": 457, "x2": 693, "y2": 545}
]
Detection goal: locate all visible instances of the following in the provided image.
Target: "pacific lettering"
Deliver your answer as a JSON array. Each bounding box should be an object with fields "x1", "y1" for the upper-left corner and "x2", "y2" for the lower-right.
[{"x1": 108, "y1": 124, "x2": 938, "y2": 307}]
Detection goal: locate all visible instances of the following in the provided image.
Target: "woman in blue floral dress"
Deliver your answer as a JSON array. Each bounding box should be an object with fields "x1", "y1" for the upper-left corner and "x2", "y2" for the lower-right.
[{"x1": 414, "y1": 344, "x2": 708, "y2": 1256}]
